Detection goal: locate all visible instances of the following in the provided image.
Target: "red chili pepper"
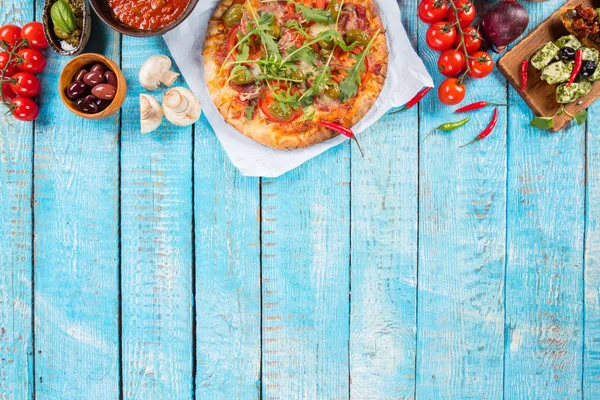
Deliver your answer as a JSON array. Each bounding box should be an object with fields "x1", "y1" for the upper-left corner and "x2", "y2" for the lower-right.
[
  {"x1": 454, "y1": 101, "x2": 507, "y2": 113},
  {"x1": 390, "y1": 87, "x2": 432, "y2": 114},
  {"x1": 567, "y1": 49, "x2": 583, "y2": 87},
  {"x1": 460, "y1": 107, "x2": 499, "y2": 148},
  {"x1": 318, "y1": 121, "x2": 364, "y2": 156},
  {"x1": 520, "y1": 59, "x2": 529, "y2": 91}
]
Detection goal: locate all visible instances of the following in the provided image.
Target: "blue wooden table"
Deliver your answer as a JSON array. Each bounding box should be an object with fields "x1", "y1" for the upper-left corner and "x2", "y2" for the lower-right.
[{"x1": 1, "y1": 0, "x2": 599, "y2": 398}]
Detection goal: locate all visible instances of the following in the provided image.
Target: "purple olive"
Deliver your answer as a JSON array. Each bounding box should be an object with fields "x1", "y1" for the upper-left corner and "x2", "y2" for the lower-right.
[
  {"x1": 84, "y1": 94, "x2": 98, "y2": 102},
  {"x1": 66, "y1": 81, "x2": 89, "y2": 100},
  {"x1": 76, "y1": 97, "x2": 99, "y2": 114},
  {"x1": 74, "y1": 68, "x2": 88, "y2": 82},
  {"x1": 95, "y1": 98, "x2": 111, "y2": 111},
  {"x1": 83, "y1": 71, "x2": 105, "y2": 86},
  {"x1": 91, "y1": 84, "x2": 116, "y2": 100},
  {"x1": 104, "y1": 71, "x2": 118, "y2": 87},
  {"x1": 90, "y1": 63, "x2": 106, "y2": 73}
]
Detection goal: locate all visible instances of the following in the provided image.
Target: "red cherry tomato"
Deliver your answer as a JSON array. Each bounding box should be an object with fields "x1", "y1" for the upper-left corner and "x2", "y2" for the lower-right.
[
  {"x1": 438, "y1": 77, "x2": 466, "y2": 105},
  {"x1": 467, "y1": 51, "x2": 494, "y2": 78},
  {"x1": 454, "y1": 26, "x2": 482, "y2": 55},
  {"x1": 447, "y1": 0, "x2": 475, "y2": 28},
  {"x1": 1, "y1": 82, "x2": 16, "y2": 101},
  {"x1": 438, "y1": 49, "x2": 466, "y2": 77},
  {"x1": 0, "y1": 24, "x2": 22, "y2": 49},
  {"x1": 10, "y1": 97, "x2": 39, "y2": 121},
  {"x1": 9, "y1": 72, "x2": 40, "y2": 98},
  {"x1": 0, "y1": 52, "x2": 19, "y2": 77},
  {"x1": 426, "y1": 22, "x2": 456, "y2": 52},
  {"x1": 21, "y1": 22, "x2": 48, "y2": 50},
  {"x1": 418, "y1": 0, "x2": 449, "y2": 24},
  {"x1": 16, "y1": 48, "x2": 46, "y2": 74}
]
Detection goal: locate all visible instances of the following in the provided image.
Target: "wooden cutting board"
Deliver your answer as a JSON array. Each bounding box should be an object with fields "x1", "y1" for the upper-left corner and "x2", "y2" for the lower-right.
[{"x1": 497, "y1": 0, "x2": 596, "y2": 131}]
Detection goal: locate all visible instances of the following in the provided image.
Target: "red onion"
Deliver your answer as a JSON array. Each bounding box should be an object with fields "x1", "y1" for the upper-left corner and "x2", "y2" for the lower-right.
[{"x1": 482, "y1": 0, "x2": 529, "y2": 53}]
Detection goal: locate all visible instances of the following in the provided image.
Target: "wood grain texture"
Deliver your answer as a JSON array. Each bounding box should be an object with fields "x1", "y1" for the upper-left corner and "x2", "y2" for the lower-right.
[
  {"x1": 0, "y1": 1, "x2": 34, "y2": 398},
  {"x1": 585, "y1": 91, "x2": 600, "y2": 398},
  {"x1": 415, "y1": 7, "x2": 507, "y2": 399},
  {"x1": 497, "y1": 0, "x2": 595, "y2": 132},
  {"x1": 503, "y1": 2, "x2": 585, "y2": 398},
  {"x1": 261, "y1": 146, "x2": 350, "y2": 399},
  {"x1": 32, "y1": 7, "x2": 120, "y2": 399},
  {"x1": 349, "y1": 0, "x2": 418, "y2": 397},
  {"x1": 194, "y1": 116, "x2": 261, "y2": 399},
  {"x1": 120, "y1": 36, "x2": 194, "y2": 400}
]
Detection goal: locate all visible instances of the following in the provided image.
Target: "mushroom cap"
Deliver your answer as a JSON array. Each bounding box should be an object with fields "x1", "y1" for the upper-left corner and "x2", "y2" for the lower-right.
[
  {"x1": 139, "y1": 55, "x2": 177, "y2": 91},
  {"x1": 162, "y1": 87, "x2": 201, "y2": 127},
  {"x1": 140, "y1": 94, "x2": 163, "y2": 134}
]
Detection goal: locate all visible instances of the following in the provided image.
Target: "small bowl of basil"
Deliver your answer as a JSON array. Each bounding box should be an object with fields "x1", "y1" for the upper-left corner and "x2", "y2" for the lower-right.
[{"x1": 43, "y1": 0, "x2": 91, "y2": 56}]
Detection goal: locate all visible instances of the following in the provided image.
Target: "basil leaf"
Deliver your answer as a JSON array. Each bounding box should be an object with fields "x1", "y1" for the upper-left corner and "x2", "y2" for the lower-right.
[
  {"x1": 51, "y1": 0, "x2": 77, "y2": 34},
  {"x1": 294, "y1": 3, "x2": 334, "y2": 24},
  {"x1": 574, "y1": 109, "x2": 588, "y2": 125},
  {"x1": 530, "y1": 116, "x2": 554, "y2": 130}
]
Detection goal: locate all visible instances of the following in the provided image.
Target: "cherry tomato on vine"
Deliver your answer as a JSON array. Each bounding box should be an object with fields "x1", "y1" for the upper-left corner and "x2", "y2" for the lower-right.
[
  {"x1": 448, "y1": 0, "x2": 475, "y2": 28},
  {"x1": 21, "y1": 22, "x2": 48, "y2": 50},
  {"x1": 10, "y1": 96, "x2": 39, "y2": 121},
  {"x1": 9, "y1": 72, "x2": 40, "y2": 98},
  {"x1": 467, "y1": 51, "x2": 494, "y2": 78},
  {"x1": 438, "y1": 49, "x2": 465, "y2": 77},
  {"x1": 418, "y1": 0, "x2": 449, "y2": 24},
  {"x1": 426, "y1": 22, "x2": 456, "y2": 52},
  {"x1": 438, "y1": 77, "x2": 466, "y2": 105},
  {"x1": 16, "y1": 48, "x2": 46, "y2": 74},
  {"x1": 0, "y1": 52, "x2": 19, "y2": 77},
  {"x1": 454, "y1": 26, "x2": 482, "y2": 54},
  {"x1": 1, "y1": 82, "x2": 16, "y2": 102},
  {"x1": 0, "y1": 24, "x2": 22, "y2": 49}
]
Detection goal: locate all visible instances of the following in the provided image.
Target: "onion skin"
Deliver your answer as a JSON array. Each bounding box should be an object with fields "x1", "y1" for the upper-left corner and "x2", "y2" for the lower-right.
[{"x1": 482, "y1": 0, "x2": 529, "y2": 53}]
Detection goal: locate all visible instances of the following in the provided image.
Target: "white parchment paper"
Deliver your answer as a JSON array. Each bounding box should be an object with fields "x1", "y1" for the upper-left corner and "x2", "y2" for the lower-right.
[{"x1": 164, "y1": 0, "x2": 433, "y2": 177}]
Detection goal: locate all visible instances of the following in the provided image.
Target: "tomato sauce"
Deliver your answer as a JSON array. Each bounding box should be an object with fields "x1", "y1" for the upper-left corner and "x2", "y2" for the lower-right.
[{"x1": 108, "y1": 0, "x2": 190, "y2": 31}]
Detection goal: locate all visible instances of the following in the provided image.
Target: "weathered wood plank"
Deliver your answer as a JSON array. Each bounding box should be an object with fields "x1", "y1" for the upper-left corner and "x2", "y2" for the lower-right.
[
  {"x1": 261, "y1": 147, "x2": 350, "y2": 399},
  {"x1": 32, "y1": 8, "x2": 120, "y2": 399},
  {"x1": 120, "y1": 37, "x2": 194, "y2": 399},
  {"x1": 349, "y1": 0, "x2": 418, "y2": 397},
  {"x1": 585, "y1": 91, "x2": 600, "y2": 398},
  {"x1": 194, "y1": 117, "x2": 261, "y2": 399},
  {"x1": 584, "y1": 94, "x2": 600, "y2": 399},
  {"x1": 415, "y1": 9, "x2": 507, "y2": 400},
  {"x1": 0, "y1": 1, "x2": 34, "y2": 398},
  {"x1": 503, "y1": 3, "x2": 584, "y2": 398}
]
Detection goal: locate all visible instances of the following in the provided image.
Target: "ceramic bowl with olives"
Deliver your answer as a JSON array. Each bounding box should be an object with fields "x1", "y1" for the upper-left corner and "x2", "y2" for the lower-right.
[{"x1": 59, "y1": 53, "x2": 127, "y2": 120}]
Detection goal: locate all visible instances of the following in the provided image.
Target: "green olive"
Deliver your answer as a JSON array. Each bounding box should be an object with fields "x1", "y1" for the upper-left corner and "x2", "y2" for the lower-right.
[
  {"x1": 223, "y1": 4, "x2": 245, "y2": 27},
  {"x1": 269, "y1": 102, "x2": 291, "y2": 120},
  {"x1": 287, "y1": 68, "x2": 305, "y2": 81},
  {"x1": 327, "y1": 0, "x2": 342, "y2": 19},
  {"x1": 323, "y1": 80, "x2": 340, "y2": 99},
  {"x1": 266, "y1": 24, "x2": 281, "y2": 39},
  {"x1": 230, "y1": 67, "x2": 254, "y2": 85},
  {"x1": 318, "y1": 39, "x2": 334, "y2": 50},
  {"x1": 346, "y1": 29, "x2": 370, "y2": 46}
]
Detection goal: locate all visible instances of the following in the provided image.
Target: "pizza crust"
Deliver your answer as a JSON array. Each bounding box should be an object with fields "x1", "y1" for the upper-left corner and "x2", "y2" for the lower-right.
[{"x1": 203, "y1": 0, "x2": 388, "y2": 149}]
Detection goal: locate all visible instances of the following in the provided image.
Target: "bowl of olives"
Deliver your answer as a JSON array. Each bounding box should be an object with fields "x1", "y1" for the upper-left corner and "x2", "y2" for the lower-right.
[{"x1": 59, "y1": 53, "x2": 127, "y2": 119}]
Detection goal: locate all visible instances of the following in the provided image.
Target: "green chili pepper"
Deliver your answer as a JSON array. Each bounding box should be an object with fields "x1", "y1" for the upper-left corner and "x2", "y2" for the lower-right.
[{"x1": 423, "y1": 118, "x2": 470, "y2": 142}]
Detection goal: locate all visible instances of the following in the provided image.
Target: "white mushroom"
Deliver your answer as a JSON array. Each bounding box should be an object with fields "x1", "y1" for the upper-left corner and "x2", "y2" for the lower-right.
[
  {"x1": 140, "y1": 94, "x2": 163, "y2": 134},
  {"x1": 138, "y1": 55, "x2": 180, "y2": 91},
  {"x1": 162, "y1": 87, "x2": 201, "y2": 126}
]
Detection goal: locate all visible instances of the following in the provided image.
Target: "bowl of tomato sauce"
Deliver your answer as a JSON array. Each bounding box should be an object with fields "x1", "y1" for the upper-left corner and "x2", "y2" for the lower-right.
[{"x1": 90, "y1": 0, "x2": 199, "y2": 36}]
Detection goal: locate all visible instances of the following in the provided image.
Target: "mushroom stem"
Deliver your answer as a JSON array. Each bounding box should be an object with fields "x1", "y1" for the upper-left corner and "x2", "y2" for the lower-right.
[
  {"x1": 140, "y1": 94, "x2": 163, "y2": 134},
  {"x1": 160, "y1": 71, "x2": 180, "y2": 88}
]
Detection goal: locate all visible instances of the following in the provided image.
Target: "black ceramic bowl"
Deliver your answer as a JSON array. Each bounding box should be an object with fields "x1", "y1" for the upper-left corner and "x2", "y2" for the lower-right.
[{"x1": 89, "y1": 0, "x2": 199, "y2": 37}]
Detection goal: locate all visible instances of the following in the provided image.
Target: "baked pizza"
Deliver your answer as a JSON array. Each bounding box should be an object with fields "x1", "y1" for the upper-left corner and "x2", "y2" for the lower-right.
[{"x1": 203, "y1": 0, "x2": 388, "y2": 149}]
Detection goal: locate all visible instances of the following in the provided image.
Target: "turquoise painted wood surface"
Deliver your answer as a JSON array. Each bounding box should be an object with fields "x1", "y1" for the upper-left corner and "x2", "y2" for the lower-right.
[{"x1": 0, "y1": 0, "x2": 599, "y2": 399}]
